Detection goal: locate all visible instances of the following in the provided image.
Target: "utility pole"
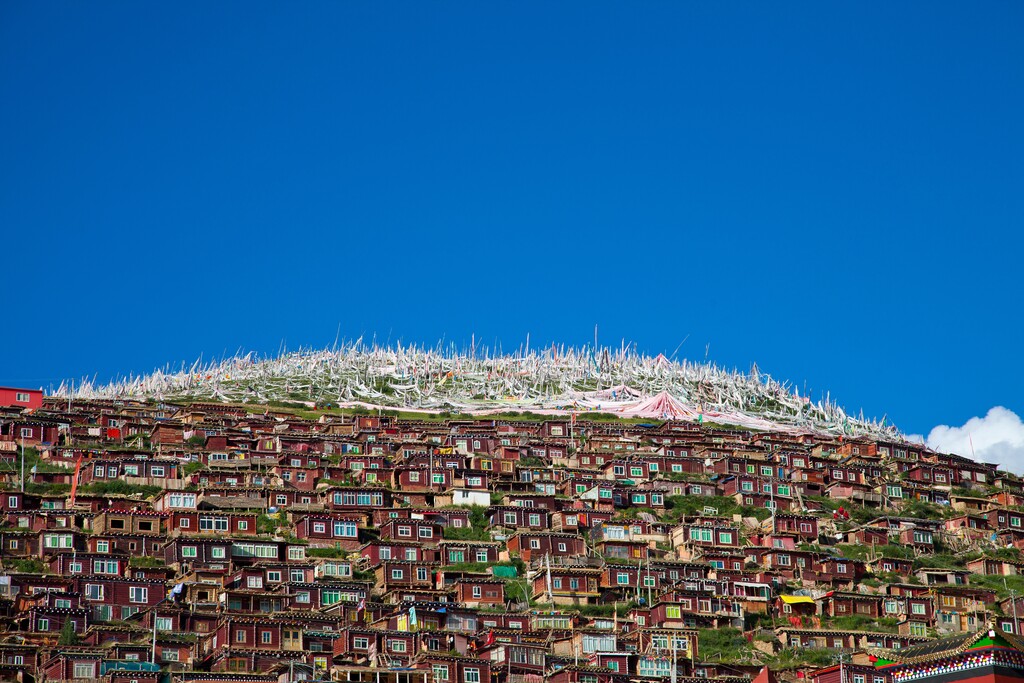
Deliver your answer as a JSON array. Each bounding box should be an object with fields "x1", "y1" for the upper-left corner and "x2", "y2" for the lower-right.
[
  {"x1": 670, "y1": 629, "x2": 677, "y2": 683},
  {"x1": 1006, "y1": 580, "x2": 1019, "y2": 635},
  {"x1": 20, "y1": 433, "x2": 25, "y2": 493},
  {"x1": 151, "y1": 606, "x2": 158, "y2": 664}
]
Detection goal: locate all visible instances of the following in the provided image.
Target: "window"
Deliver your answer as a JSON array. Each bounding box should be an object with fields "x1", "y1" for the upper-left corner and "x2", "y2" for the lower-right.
[
  {"x1": 85, "y1": 584, "x2": 104, "y2": 600},
  {"x1": 836, "y1": 563, "x2": 847, "y2": 573},
  {"x1": 236, "y1": 630, "x2": 246, "y2": 643},
  {"x1": 73, "y1": 663, "x2": 95, "y2": 679},
  {"x1": 689, "y1": 528, "x2": 712, "y2": 543},
  {"x1": 182, "y1": 546, "x2": 197, "y2": 558},
  {"x1": 129, "y1": 587, "x2": 148, "y2": 603},
  {"x1": 530, "y1": 539, "x2": 540, "y2": 549},
  {"x1": 296, "y1": 591, "x2": 310, "y2": 604},
  {"x1": 391, "y1": 569, "x2": 404, "y2": 580},
  {"x1": 433, "y1": 665, "x2": 450, "y2": 681},
  {"x1": 93, "y1": 560, "x2": 119, "y2": 574},
  {"x1": 465, "y1": 668, "x2": 480, "y2": 683},
  {"x1": 20, "y1": 428, "x2": 33, "y2": 438},
  {"x1": 96, "y1": 541, "x2": 109, "y2": 553},
  {"x1": 354, "y1": 637, "x2": 370, "y2": 649},
  {"x1": 617, "y1": 572, "x2": 630, "y2": 585},
  {"x1": 156, "y1": 617, "x2": 173, "y2": 631},
  {"x1": 718, "y1": 532, "x2": 732, "y2": 544},
  {"x1": 151, "y1": 466, "x2": 165, "y2": 477},
  {"x1": 163, "y1": 650, "x2": 180, "y2": 662},
  {"x1": 912, "y1": 603, "x2": 926, "y2": 615},
  {"x1": 665, "y1": 606, "x2": 682, "y2": 619},
  {"x1": 418, "y1": 527, "x2": 433, "y2": 538},
  {"x1": 388, "y1": 639, "x2": 407, "y2": 653}
]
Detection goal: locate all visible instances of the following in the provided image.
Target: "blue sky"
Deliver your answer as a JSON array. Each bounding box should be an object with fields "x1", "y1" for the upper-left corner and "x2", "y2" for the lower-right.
[{"x1": 1, "y1": 2, "x2": 1022, "y2": 441}]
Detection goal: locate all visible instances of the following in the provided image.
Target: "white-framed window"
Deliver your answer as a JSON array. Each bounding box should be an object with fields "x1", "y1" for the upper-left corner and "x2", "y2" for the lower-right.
[
  {"x1": 465, "y1": 668, "x2": 480, "y2": 683},
  {"x1": 211, "y1": 547, "x2": 226, "y2": 559},
  {"x1": 73, "y1": 663, "x2": 95, "y2": 679},
  {"x1": 388, "y1": 639, "x2": 407, "y2": 653},
  {"x1": 129, "y1": 587, "x2": 148, "y2": 603},
  {"x1": 182, "y1": 546, "x2": 197, "y2": 558},
  {"x1": 433, "y1": 665, "x2": 450, "y2": 681},
  {"x1": 19, "y1": 428, "x2": 33, "y2": 438}
]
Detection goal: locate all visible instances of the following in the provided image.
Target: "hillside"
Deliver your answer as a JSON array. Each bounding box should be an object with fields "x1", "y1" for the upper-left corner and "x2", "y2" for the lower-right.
[
  {"x1": 1, "y1": 390, "x2": 1022, "y2": 682},
  {"x1": 57, "y1": 342, "x2": 901, "y2": 439}
]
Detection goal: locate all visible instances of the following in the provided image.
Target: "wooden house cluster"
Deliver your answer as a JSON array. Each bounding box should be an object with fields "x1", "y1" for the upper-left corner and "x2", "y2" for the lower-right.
[{"x1": 0, "y1": 395, "x2": 1022, "y2": 683}]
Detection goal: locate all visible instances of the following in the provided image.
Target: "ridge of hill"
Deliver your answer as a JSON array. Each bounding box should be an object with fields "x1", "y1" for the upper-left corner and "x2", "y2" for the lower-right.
[{"x1": 56, "y1": 341, "x2": 903, "y2": 441}]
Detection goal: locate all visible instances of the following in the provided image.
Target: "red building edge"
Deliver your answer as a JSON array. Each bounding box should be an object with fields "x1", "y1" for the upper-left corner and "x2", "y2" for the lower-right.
[
  {"x1": 0, "y1": 386, "x2": 44, "y2": 410},
  {"x1": 872, "y1": 626, "x2": 1024, "y2": 683}
]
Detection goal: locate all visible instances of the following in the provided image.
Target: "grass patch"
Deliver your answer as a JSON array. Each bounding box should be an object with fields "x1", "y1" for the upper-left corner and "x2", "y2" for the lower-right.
[{"x1": 697, "y1": 628, "x2": 758, "y2": 663}]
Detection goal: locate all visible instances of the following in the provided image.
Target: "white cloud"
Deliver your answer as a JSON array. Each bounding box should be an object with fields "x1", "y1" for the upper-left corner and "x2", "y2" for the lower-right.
[{"x1": 925, "y1": 406, "x2": 1024, "y2": 474}]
